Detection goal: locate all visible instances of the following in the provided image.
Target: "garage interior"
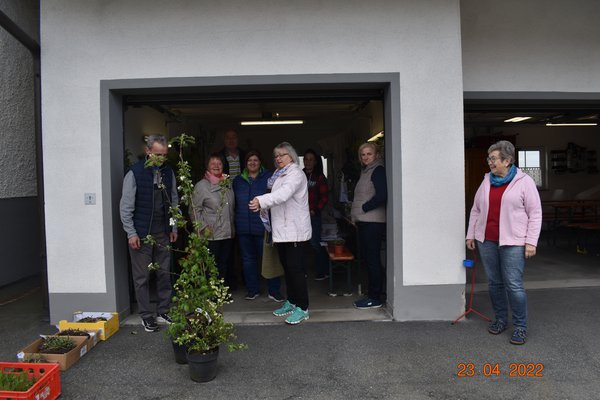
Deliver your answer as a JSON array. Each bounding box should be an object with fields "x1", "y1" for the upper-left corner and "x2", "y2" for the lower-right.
[
  {"x1": 122, "y1": 89, "x2": 391, "y2": 323},
  {"x1": 464, "y1": 99, "x2": 600, "y2": 291}
]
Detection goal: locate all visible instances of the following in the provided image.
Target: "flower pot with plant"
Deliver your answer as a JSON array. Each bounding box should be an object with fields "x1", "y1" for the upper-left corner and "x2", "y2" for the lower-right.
[
  {"x1": 144, "y1": 134, "x2": 246, "y2": 382},
  {"x1": 330, "y1": 239, "x2": 346, "y2": 255}
]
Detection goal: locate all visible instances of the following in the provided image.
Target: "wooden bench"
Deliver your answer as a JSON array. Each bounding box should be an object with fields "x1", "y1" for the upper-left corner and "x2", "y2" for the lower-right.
[{"x1": 327, "y1": 246, "x2": 355, "y2": 297}]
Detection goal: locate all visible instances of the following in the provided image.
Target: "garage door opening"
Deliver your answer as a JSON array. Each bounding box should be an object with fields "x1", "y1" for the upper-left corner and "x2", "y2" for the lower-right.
[
  {"x1": 104, "y1": 77, "x2": 399, "y2": 324},
  {"x1": 464, "y1": 98, "x2": 600, "y2": 291}
]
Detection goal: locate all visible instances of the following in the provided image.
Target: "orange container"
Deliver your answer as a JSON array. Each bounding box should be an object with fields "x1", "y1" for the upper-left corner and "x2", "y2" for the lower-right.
[{"x1": 0, "y1": 362, "x2": 61, "y2": 400}]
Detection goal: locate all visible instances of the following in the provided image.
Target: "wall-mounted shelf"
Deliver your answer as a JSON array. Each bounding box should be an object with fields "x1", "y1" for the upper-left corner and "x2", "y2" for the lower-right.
[{"x1": 551, "y1": 144, "x2": 597, "y2": 175}]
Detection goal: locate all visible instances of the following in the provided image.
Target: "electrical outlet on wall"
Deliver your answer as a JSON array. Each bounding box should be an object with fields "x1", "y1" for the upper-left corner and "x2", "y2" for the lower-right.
[{"x1": 84, "y1": 193, "x2": 96, "y2": 205}]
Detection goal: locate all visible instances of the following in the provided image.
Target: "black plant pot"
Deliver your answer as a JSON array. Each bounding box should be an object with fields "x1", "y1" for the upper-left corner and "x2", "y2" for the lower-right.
[
  {"x1": 171, "y1": 341, "x2": 188, "y2": 364},
  {"x1": 187, "y1": 347, "x2": 219, "y2": 382}
]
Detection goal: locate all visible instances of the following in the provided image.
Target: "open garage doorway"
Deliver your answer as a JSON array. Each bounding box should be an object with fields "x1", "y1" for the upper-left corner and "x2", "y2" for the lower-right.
[
  {"x1": 102, "y1": 74, "x2": 400, "y2": 324},
  {"x1": 464, "y1": 95, "x2": 600, "y2": 292}
]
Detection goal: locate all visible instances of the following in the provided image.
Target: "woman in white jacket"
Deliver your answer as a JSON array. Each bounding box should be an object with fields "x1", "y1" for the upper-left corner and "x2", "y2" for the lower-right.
[{"x1": 249, "y1": 142, "x2": 312, "y2": 325}]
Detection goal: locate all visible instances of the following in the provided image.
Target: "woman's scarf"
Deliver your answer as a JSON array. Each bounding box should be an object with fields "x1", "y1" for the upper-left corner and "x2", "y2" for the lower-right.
[
  {"x1": 260, "y1": 163, "x2": 293, "y2": 231},
  {"x1": 490, "y1": 164, "x2": 517, "y2": 187},
  {"x1": 204, "y1": 170, "x2": 225, "y2": 185},
  {"x1": 267, "y1": 164, "x2": 291, "y2": 189}
]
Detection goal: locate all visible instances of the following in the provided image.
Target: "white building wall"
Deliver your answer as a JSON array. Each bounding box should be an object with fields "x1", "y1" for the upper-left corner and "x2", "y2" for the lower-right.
[
  {"x1": 461, "y1": 0, "x2": 600, "y2": 93},
  {"x1": 41, "y1": 1, "x2": 466, "y2": 312}
]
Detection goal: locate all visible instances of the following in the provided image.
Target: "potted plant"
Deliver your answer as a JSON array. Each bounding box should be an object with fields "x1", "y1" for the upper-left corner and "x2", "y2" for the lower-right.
[
  {"x1": 0, "y1": 369, "x2": 37, "y2": 392},
  {"x1": 145, "y1": 133, "x2": 245, "y2": 382},
  {"x1": 330, "y1": 239, "x2": 346, "y2": 256}
]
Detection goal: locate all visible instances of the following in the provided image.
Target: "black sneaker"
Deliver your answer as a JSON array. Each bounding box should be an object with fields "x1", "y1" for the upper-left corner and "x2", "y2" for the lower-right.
[
  {"x1": 268, "y1": 293, "x2": 285, "y2": 302},
  {"x1": 353, "y1": 298, "x2": 383, "y2": 309},
  {"x1": 314, "y1": 274, "x2": 329, "y2": 281},
  {"x1": 157, "y1": 313, "x2": 173, "y2": 324},
  {"x1": 142, "y1": 317, "x2": 159, "y2": 332},
  {"x1": 245, "y1": 292, "x2": 259, "y2": 300}
]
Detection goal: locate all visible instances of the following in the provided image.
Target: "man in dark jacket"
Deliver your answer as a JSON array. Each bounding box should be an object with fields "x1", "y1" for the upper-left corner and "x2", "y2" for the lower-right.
[
  {"x1": 219, "y1": 129, "x2": 246, "y2": 178},
  {"x1": 120, "y1": 135, "x2": 178, "y2": 332}
]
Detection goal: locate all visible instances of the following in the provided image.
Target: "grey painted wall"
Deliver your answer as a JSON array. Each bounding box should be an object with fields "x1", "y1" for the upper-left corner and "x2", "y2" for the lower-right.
[
  {"x1": 0, "y1": 0, "x2": 41, "y2": 285},
  {"x1": 0, "y1": 0, "x2": 38, "y2": 198}
]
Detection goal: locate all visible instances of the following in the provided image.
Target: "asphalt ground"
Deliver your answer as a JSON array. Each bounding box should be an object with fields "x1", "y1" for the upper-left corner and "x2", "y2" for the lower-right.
[{"x1": 1, "y1": 284, "x2": 599, "y2": 399}]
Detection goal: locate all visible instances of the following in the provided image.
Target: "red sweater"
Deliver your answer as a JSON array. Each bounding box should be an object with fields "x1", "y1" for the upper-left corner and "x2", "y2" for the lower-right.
[{"x1": 485, "y1": 184, "x2": 509, "y2": 241}]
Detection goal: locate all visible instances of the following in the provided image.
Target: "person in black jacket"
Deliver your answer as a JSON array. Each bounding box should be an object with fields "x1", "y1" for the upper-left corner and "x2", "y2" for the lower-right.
[
  {"x1": 233, "y1": 150, "x2": 283, "y2": 301},
  {"x1": 120, "y1": 135, "x2": 178, "y2": 332}
]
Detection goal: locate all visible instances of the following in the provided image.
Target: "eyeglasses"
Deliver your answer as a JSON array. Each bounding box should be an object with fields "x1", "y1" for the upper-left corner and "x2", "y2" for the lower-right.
[
  {"x1": 486, "y1": 156, "x2": 502, "y2": 164},
  {"x1": 274, "y1": 153, "x2": 289, "y2": 159}
]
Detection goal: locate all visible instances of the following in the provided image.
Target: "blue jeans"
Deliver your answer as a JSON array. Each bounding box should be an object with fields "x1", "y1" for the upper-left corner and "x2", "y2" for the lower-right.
[
  {"x1": 477, "y1": 240, "x2": 528, "y2": 330},
  {"x1": 238, "y1": 234, "x2": 281, "y2": 295},
  {"x1": 357, "y1": 222, "x2": 385, "y2": 301},
  {"x1": 310, "y1": 214, "x2": 329, "y2": 276}
]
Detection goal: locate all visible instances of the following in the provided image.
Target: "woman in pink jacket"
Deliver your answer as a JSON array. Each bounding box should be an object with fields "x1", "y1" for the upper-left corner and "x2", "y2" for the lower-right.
[{"x1": 466, "y1": 140, "x2": 542, "y2": 345}]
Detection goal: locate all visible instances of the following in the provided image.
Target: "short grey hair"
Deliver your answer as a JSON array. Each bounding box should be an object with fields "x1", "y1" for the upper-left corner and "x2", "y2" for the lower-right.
[
  {"x1": 145, "y1": 134, "x2": 167, "y2": 149},
  {"x1": 488, "y1": 140, "x2": 515, "y2": 165},
  {"x1": 273, "y1": 142, "x2": 299, "y2": 166}
]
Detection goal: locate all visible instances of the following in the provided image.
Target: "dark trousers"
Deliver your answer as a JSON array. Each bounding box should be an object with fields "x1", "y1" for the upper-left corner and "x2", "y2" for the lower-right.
[
  {"x1": 208, "y1": 239, "x2": 234, "y2": 280},
  {"x1": 310, "y1": 214, "x2": 329, "y2": 276},
  {"x1": 277, "y1": 241, "x2": 310, "y2": 310},
  {"x1": 357, "y1": 222, "x2": 385, "y2": 301},
  {"x1": 129, "y1": 231, "x2": 172, "y2": 319}
]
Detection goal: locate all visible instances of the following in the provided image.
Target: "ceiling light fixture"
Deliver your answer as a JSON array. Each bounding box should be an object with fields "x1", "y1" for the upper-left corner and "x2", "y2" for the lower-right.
[
  {"x1": 368, "y1": 131, "x2": 384, "y2": 142},
  {"x1": 504, "y1": 117, "x2": 532, "y2": 123},
  {"x1": 545, "y1": 123, "x2": 598, "y2": 127},
  {"x1": 240, "y1": 120, "x2": 304, "y2": 126}
]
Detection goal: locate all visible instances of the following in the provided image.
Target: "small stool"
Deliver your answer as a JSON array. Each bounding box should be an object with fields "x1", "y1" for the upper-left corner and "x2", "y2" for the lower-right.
[{"x1": 327, "y1": 246, "x2": 355, "y2": 296}]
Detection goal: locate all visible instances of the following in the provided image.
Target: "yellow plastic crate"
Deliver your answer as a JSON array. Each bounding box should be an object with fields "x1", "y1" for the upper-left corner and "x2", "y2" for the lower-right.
[{"x1": 58, "y1": 312, "x2": 119, "y2": 341}]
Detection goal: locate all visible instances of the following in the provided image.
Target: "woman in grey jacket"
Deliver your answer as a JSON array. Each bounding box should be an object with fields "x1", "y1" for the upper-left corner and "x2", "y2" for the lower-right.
[
  {"x1": 249, "y1": 142, "x2": 312, "y2": 325},
  {"x1": 351, "y1": 142, "x2": 387, "y2": 310},
  {"x1": 190, "y1": 153, "x2": 235, "y2": 280}
]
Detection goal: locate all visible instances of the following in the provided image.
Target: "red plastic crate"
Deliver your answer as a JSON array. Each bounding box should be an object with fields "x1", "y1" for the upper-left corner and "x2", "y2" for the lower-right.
[{"x1": 0, "y1": 362, "x2": 61, "y2": 400}]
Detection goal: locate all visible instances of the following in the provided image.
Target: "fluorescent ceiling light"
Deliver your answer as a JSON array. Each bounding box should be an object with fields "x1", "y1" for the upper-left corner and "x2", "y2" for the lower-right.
[
  {"x1": 240, "y1": 120, "x2": 303, "y2": 126},
  {"x1": 504, "y1": 117, "x2": 532, "y2": 123},
  {"x1": 367, "y1": 131, "x2": 384, "y2": 142},
  {"x1": 545, "y1": 123, "x2": 598, "y2": 127}
]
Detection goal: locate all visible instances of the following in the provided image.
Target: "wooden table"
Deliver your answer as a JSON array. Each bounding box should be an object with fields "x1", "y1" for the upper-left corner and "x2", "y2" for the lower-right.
[
  {"x1": 542, "y1": 200, "x2": 600, "y2": 246},
  {"x1": 327, "y1": 246, "x2": 355, "y2": 297}
]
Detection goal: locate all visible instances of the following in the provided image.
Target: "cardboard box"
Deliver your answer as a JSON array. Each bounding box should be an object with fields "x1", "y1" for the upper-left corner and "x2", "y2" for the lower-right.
[
  {"x1": 19, "y1": 336, "x2": 88, "y2": 371},
  {"x1": 86, "y1": 329, "x2": 100, "y2": 350},
  {"x1": 58, "y1": 311, "x2": 119, "y2": 341}
]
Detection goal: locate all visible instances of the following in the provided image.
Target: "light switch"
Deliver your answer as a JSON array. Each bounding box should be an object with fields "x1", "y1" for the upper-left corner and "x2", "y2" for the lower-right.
[{"x1": 84, "y1": 193, "x2": 96, "y2": 205}]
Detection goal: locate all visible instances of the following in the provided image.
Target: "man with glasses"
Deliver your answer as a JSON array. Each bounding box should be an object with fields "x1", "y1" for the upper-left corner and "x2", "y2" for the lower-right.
[{"x1": 120, "y1": 135, "x2": 179, "y2": 332}]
